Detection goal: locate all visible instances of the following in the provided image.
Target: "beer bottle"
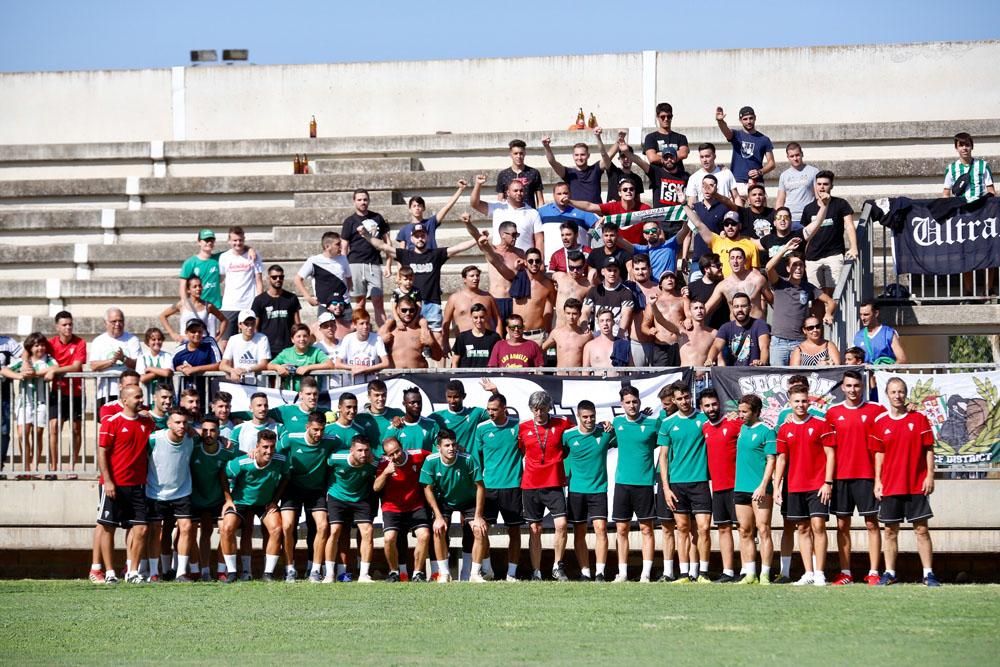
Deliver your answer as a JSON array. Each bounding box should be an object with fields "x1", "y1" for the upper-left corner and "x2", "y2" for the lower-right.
[
  {"x1": 588, "y1": 112, "x2": 598, "y2": 129},
  {"x1": 309, "y1": 115, "x2": 317, "y2": 139},
  {"x1": 302, "y1": 154, "x2": 310, "y2": 175},
  {"x1": 293, "y1": 154, "x2": 302, "y2": 174},
  {"x1": 575, "y1": 108, "x2": 585, "y2": 129}
]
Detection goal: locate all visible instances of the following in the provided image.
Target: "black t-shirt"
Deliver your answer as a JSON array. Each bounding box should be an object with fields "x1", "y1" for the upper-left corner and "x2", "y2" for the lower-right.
[
  {"x1": 642, "y1": 130, "x2": 689, "y2": 167},
  {"x1": 342, "y1": 212, "x2": 390, "y2": 265},
  {"x1": 394, "y1": 248, "x2": 449, "y2": 304},
  {"x1": 495, "y1": 166, "x2": 544, "y2": 209},
  {"x1": 564, "y1": 163, "x2": 604, "y2": 204},
  {"x1": 688, "y1": 278, "x2": 728, "y2": 331},
  {"x1": 760, "y1": 230, "x2": 806, "y2": 277},
  {"x1": 605, "y1": 165, "x2": 645, "y2": 202},
  {"x1": 453, "y1": 330, "x2": 502, "y2": 368},
  {"x1": 583, "y1": 282, "x2": 635, "y2": 335},
  {"x1": 251, "y1": 290, "x2": 302, "y2": 356},
  {"x1": 800, "y1": 197, "x2": 854, "y2": 260},
  {"x1": 647, "y1": 165, "x2": 689, "y2": 208},
  {"x1": 587, "y1": 247, "x2": 632, "y2": 274},
  {"x1": 738, "y1": 206, "x2": 775, "y2": 267}
]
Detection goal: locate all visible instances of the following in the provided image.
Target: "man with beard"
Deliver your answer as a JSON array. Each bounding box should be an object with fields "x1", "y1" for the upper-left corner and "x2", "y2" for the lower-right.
[
  {"x1": 551, "y1": 250, "x2": 592, "y2": 329},
  {"x1": 481, "y1": 246, "x2": 556, "y2": 345},
  {"x1": 495, "y1": 139, "x2": 544, "y2": 208},
  {"x1": 706, "y1": 293, "x2": 771, "y2": 367},
  {"x1": 543, "y1": 132, "x2": 605, "y2": 205},
  {"x1": 340, "y1": 190, "x2": 391, "y2": 326},
  {"x1": 586, "y1": 223, "x2": 632, "y2": 287},
  {"x1": 704, "y1": 247, "x2": 770, "y2": 320},
  {"x1": 547, "y1": 222, "x2": 592, "y2": 274},
  {"x1": 538, "y1": 183, "x2": 599, "y2": 267},
  {"x1": 687, "y1": 253, "x2": 729, "y2": 330},
  {"x1": 471, "y1": 175, "x2": 543, "y2": 254}
]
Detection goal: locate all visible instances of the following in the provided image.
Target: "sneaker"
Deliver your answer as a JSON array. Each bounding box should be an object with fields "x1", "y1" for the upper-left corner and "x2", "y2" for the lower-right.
[
  {"x1": 736, "y1": 574, "x2": 758, "y2": 585},
  {"x1": 505, "y1": 575, "x2": 519, "y2": 583},
  {"x1": 773, "y1": 575, "x2": 792, "y2": 584},
  {"x1": 552, "y1": 564, "x2": 569, "y2": 582},
  {"x1": 357, "y1": 574, "x2": 374, "y2": 583},
  {"x1": 638, "y1": 575, "x2": 651, "y2": 583},
  {"x1": 670, "y1": 575, "x2": 693, "y2": 585},
  {"x1": 321, "y1": 573, "x2": 335, "y2": 584},
  {"x1": 284, "y1": 570, "x2": 297, "y2": 583},
  {"x1": 125, "y1": 573, "x2": 145, "y2": 584},
  {"x1": 224, "y1": 573, "x2": 238, "y2": 584},
  {"x1": 793, "y1": 573, "x2": 815, "y2": 586},
  {"x1": 430, "y1": 572, "x2": 439, "y2": 582},
  {"x1": 104, "y1": 573, "x2": 119, "y2": 585},
  {"x1": 239, "y1": 572, "x2": 252, "y2": 582},
  {"x1": 175, "y1": 574, "x2": 194, "y2": 583},
  {"x1": 923, "y1": 572, "x2": 942, "y2": 587},
  {"x1": 468, "y1": 573, "x2": 487, "y2": 583},
  {"x1": 200, "y1": 571, "x2": 212, "y2": 582},
  {"x1": 813, "y1": 575, "x2": 827, "y2": 587},
  {"x1": 612, "y1": 574, "x2": 628, "y2": 583},
  {"x1": 163, "y1": 569, "x2": 177, "y2": 582},
  {"x1": 411, "y1": 571, "x2": 427, "y2": 583},
  {"x1": 864, "y1": 573, "x2": 881, "y2": 586},
  {"x1": 579, "y1": 574, "x2": 593, "y2": 582},
  {"x1": 146, "y1": 574, "x2": 160, "y2": 584},
  {"x1": 309, "y1": 572, "x2": 324, "y2": 584},
  {"x1": 877, "y1": 572, "x2": 897, "y2": 586},
  {"x1": 716, "y1": 573, "x2": 736, "y2": 584},
  {"x1": 398, "y1": 571, "x2": 410, "y2": 582},
  {"x1": 386, "y1": 571, "x2": 400, "y2": 583},
  {"x1": 758, "y1": 574, "x2": 771, "y2": 586},
  {"x1": 531, "y1": 572, "x2": 543, "y2": 582},
  {"x1": 657, "y1": 574, "x2": 676, "y2": 583},
  {"x1": 337, "y1": 572, "x2": 353, "y2": 583},
  {"x1": 831, "y1": 572, "x2": 853, "y2": 586},
  {"x1": 695, "y1": 575, "x2": 713, "y2": 584},
  {"x1": 437, "y1": 572, "x2": 452, "y2": 583},
  {"x1": 218, "y1": 573, "x2": 229, "y2": 583},
  {"x1": 595, "y1": 573, "x2": 606, "y2": 583},
  {"x1": 261, "y1": 573, "x2": 275, "y2": 582},
  {"x1": 88, "y1": 569, "x2": 106, "y2": 584}
]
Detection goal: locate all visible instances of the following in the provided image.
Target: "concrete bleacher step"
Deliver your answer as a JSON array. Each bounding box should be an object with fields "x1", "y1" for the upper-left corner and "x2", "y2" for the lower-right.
[
  {"x1": 310, "y1": 157, "x2": 423, "y2": 174},
  {"x1": 294, "y1": 191, "x2": 402, "y2": 207}
]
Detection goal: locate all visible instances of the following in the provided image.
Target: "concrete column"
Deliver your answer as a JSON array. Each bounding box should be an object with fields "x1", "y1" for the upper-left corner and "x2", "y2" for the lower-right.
[{"x1": 171, "y1": 66, "x2": 186, "y2": 141}]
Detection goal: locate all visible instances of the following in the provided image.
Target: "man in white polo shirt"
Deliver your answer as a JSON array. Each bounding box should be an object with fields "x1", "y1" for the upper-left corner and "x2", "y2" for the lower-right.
[
  {"x1": 220, "y1": 310, "x2": 271, "y2": 386},
  {"x1": 470, "y1": 174, "x2": 542, "y2": 253}
]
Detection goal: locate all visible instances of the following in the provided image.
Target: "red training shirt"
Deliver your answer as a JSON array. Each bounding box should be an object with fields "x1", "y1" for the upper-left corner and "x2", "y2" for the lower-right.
[
  {"x1": 99, "y1": 412, "x2": 155, "y2": 487},
  {"x1": 826, "y1": 401, "x2": 886, "y2": 480},
  {"x1": 47, "y1": 335, "x2": 86, "y2": 396},
  {"x1": 518, "y1": 417, "x2": 572, "y2": 489},
  {"x1": 776, "y1": 416, "x2": 835, "y2": 493},
  {"x1": 377, "y1": 449, "x2": 429, "y2": 513},
  {"x1": 703, "y1": 418, "x2": 740, "y2": 491},
  {"x1": 868, "y1": 411, "x2": 934, "y2": 496}
]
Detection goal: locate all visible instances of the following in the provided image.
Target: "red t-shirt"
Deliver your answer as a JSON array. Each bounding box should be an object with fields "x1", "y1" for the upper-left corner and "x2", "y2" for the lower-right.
[
  {"x1": 703, "y1": 418, "x2": 740, "y2": 491},
  {"x1": 598, "y1": 202, "x2": 652, "y2": 244},
  {"x1": 488, "y1": 339, "x2": 544, "y2": 368},
  {"x1": 48, "y1": 335, "x2": 86, "y2": 396},
  {"x1": 868, "y1": 412, "x2": 934, "y2": 496},
  {"x1": 377, "y1": 449, "x2": 428, "y2": 513},
  {"x1": 99, "y1": 401, "x2": 124, "y2": 421},
  {"x1": 826, "y1": 401, "x2": 886, "y2": 480},
  {"x1": 518, "y1": 417, "x2": 572, "y2": 489},
  {"x1": 548, "y1": 245, "x2": 591, "y2": 273},
  {"x1": 776, "y1": 416, "x2": 835, "y2": 493},
  {"x1": 99, "y1": 412, "x2": 155, "y2": 487}
]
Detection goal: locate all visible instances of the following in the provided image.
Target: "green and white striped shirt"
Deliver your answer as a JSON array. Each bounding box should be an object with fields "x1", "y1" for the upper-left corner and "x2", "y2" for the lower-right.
[{"x1": 944, "y1": 158, "x2": 994, "y2": 202}]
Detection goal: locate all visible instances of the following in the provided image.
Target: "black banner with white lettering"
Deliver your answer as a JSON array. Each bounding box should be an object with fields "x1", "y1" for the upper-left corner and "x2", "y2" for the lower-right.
[
  {"x1": 872, "y1": 195, "x2": 1000, "y2": 275},
  {"x1": 711, "y1": 366, "x2": 854, "y2": 428}
]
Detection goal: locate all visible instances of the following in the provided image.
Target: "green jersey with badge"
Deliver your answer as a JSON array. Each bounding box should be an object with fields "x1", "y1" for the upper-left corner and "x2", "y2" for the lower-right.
[
  {"x1": 563, "y1": 425, "x2": 616, "y2": 494},
  {"x1": 470, "y1": 418, "x2": 522, "y2": 489},
  {"x1": 354, "y1": 408, "x2": 405, "y2": 455},
  {"x1": 190, "y1": 442, "x2": 239, "y2": 509},
  {"x1": 271, "y1": 346, "x2": 330, "y2": 391},
  {"x1": 226, "y1": 453, "x2": 288, "y2": 506},
  {"x1": 419, "y1": 452, "x2": 482, "y2": 509},
  {"x1": 613, "y1": 414, "x2": 659, "y2": 486},
  {"x1": 430, "y1": 406, "x2": 489, "y2": 452},
  {"x1": 657, "y1": 411, "x2": 709, "y2": 484},
  {"x1": 734, "y1": 422, "x2": 778, "y2": 494},
  {"x1": 150, "y1": 412, "x2": 169, "y2": 431},
  {"x1": 278, "y1": 432, "x2": 338, "y2": 492},
  {"x1": 268, "y1": 404, "x2": 314, "y2": 434},
  {"x1": 326, "y1": 451, "x2": 378, "y2": 503},
  {"x1": 323, "y1": 420, "x2": 377, "y2": 454},
  {"x1": 775, "y1": 405, "x2": 826, "y2": 428},
  {"x1": 386, "y1": 416, "x2": 440, "y2": 452}
]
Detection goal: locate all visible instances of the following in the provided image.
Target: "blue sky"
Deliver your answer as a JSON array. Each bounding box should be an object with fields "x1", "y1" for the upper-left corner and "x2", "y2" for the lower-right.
[{"x1": 1, "y1": 0, "x2": 998, "y2": 72}]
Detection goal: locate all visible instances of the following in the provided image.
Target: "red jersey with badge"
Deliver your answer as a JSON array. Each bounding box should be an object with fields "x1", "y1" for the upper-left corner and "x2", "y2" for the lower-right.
[
  {"x1": 377, "y1": 449, "x2": 429, "y2": 513},
  {"x1": 703, "y1": 418, "x2": 741, "y2": 491},
  {"x1": 826, "y1": 401, "x2": 886, "y2": 480},
  {"x1": 518, "y1": 417, "x2": 572, "y2": 489},
  {"x1": 47, "y1": 335, "x2": 86, "y2": 396},
  {"x1": 868, "y1": 412, "x2": 934, "y2": 496},
  {"x1": 99, "y1": 412, "x2": 156, "y2": 486},
  {"x1": 776, "y1": 416, "x2": 835, "y2": 493}
]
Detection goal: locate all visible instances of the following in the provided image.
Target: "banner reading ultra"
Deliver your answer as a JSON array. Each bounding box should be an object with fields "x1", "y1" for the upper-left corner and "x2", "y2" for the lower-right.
[
  {"x1": 711, "y1": 366, "x2": 851, "y2": 428},
  {"x1": 873, "y1": 370, "x2": 1000, "y2": 467}
]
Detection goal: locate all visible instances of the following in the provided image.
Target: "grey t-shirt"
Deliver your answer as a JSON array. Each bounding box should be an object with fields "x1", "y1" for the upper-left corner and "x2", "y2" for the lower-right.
[
  {"x1": 771, "y1": 278, "x2": 821, "y2": 341},
  {"x1": 777, "y1": 164, "x2": 819, "y2": 222}
]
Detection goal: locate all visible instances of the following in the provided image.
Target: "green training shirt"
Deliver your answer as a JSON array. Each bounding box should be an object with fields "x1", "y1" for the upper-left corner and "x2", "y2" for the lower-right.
[
  {"x1": 734, "y1": 422, "x2": 778, "y2": 494},
  {"x1": 190, "y1": 442, "x2": 239, "y2": 509},
  {"x1": 470, "y1": 418, "x2": 522, "y2": 489},
  {"x1": 271, "y1": 346, "x2": 329, "y2": 391},
  {"x1": 355, "y1": 408, "x2": 405, "y2": 454},
  {"x1": 657, "y1": 411, "x2": 709, "y2": 484},
  {"x1": 430, "y1": 406, "x2": 489, "y2": 451},
  {"x1": 613, "y1": 414, "x2": 659, "y2": 486},
  {"x1": 323, "y1": 420, "x2": 377, "y2": 454},
  {"x1": 419, "y1": 452, "x2": 482, "y2": 509},
  {"x1": 268, "y1": 404, "x2": 313, "y2": 434},
  {"x1": 563, "y1": 425, "x2": 616, "y2": 494},
  {"x1": 226, "y1": 453, "x2": 288, "y2": 506},
  {"x1": 386, "y1": 416, "x2": 440, "y2": 452},
  {"x1": 326, "y1": 451, "x2": 378, "y2": 503},
  {"x1": 278, "y1": 432, "x2": 339, "y2": 492},
  {"x1": 179, "y1": 253, "x2": 221, "y2": 308}
]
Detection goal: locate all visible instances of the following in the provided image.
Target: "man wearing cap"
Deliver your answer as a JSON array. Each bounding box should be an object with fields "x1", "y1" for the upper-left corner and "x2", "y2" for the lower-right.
[
  {"x1": 251, "y1": 264, "x2": 301, "y2": 358},
  {"x1": 614, "y1": 218, "x2": 690, "y2": 285},
  {"x1": 296, "y1": 231, "x2": 352, "y2": 317},
  {"x1": 218, "y1": 226, "x2": 264, "y2": 342},
  {"x1": 643, "y1": 102, "x2": 690, "y2": 167},
  {"x1": 688, "y1": 205, "x2": 759, "y2": 277},
  {"x1": 171, "y1": 319, "x2": 222, "y2": 406},
  {"x1": 220, "y1": 311, "x2": 271, "y2": 385},
  {"x1": 582, "y1": 256, "x2": 634, "y2": 338},
  {"x1": 638, "y1": 145, "x2": 690, "y2": 217},
  {"x1": 471, "y1": 174, "x2": 543, "y2": 254},
  {"x1": 570, "y1": 178, "x2": 652, "y2": 248},
  {"x1": 716, "y1": 106, "x2": 775, "y2": 193},
  {"x1": 179, "y1": 229, "x2": 222, "y2": 311}
]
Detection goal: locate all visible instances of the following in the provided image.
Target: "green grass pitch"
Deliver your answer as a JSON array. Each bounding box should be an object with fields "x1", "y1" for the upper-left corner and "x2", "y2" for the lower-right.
[{"x1": 2, "y1": 581, "x2": 998, "y2": 665}]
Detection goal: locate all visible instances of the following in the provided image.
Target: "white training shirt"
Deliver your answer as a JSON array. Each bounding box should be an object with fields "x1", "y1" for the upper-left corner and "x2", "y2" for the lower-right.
[
  {"x1": 219, "y1": 249, "x2": 264, "y2": 311},
  {"x1": 222, "y1": 332, "x2": 272, "y2": 370}
]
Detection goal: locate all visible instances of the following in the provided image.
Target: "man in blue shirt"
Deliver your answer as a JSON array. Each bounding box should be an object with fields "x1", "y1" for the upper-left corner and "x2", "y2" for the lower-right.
[
  {"x1": 716, "y1": 105, "x2": 775, "y2": 192},
  {"x1": 615, "y1": 219, "x2": 690, "y2": 283},
  {"x1": 172, "y1": 320, "x2": 221, "y2": 405}
]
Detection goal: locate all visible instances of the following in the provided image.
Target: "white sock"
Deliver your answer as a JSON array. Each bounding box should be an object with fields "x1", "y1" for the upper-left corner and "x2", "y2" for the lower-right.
[
  {"x1": 507, "y1": 563, "x2": 517, "y2": 577},
  {"x1": 923, "y1": 568, "x2": 932, "y2": 577},
  {"x1": 126, "y1": 559, "x2": 133, "y2": 572},
  {"x1": 91, "y1": 563, "x2": 103, "y2": 571},
  {"x1": 177, "y1": 555, "x2": 190, "y2": 576},
  {"x1": 264, "y1": 554, "x2": 279, "y2": 574},
  {"x1": 641, "y1": 560, "x2": 653, "y2": 578},
  {"x1": 679, "y1": 562, "x2": 689, "y2": 576},
  {"x1": 618, "y1": 563, "x2": 628, "y2": 577},
  {"x1": 461, "y1": 552, "x2": 472, "y2": 580},
  {"x1": 324, "y1": 560, "x2": 334, "y2": 576},
  {"x1": 471, "y1": 562, "x2": 482, "y2": 576},
  {"x1": 399, "y1": 564, "x2": 408, "y2": 576},
  {"x1": 533, "y1": 569, "x2": 542, "y2": 578},
  {"x1": 780, "y1": 556, "x2": 792, "y2": 577},
  {"x1": 814, "y1": 570, "x2": 826, "y2": 581},
  {"x1": 761, "y1": 565, "x2": 771, "y2": 579},
  {"x1": 482, "y1": 558, "x2": 492, "y2": 574},
  {"x1": 690, "y1": 562, "x2": 699, "y2": 578},
  {"x1": 106, "y1": 569, "x2": 117, "y2": 579},
  {"x1": 160, "y1": 555, "x2": 170, "y2": 571},
  {"x1": 336, "y1": 563, "x2": 346, "y2": 576},
  {"x1": 286, "y1": 564, "x2": 296, "y2": 574},
  {"x1": 664, "y1": 560, "x2": 675, "y2": 578},
  {"x1": 241, "y1": 555, "x2": 251, "y2": 573},
  {"x1": 886, "y1": 569, "x2": 896, "y2": 576},
  {"x1": 148, "y1": 559, "x2": 159, "y2": 577},
  {"x1": 746, "y1": 563, "x2": 757, "y2": 576},
  {"x1": 190, "y1": 561, "x2": 199, "y2": 574},
  {"x1": 360, "y1": 562, "x2": 371, "y2": 577},
  {"x1": 841, "y1": 568, "x2": 851, "y2": 576},
  {"x1": 700, "y1": 560, "x2": 709, "y2": 574},
  {"x1": 723, "y1": 568, "x2": 734, "y2": 577},
  {"x1": 436, "y1": 560, "x2": 449, "y2": 575},
  {"x1": 595, "y1": 563, "x2": 606, "y2": 576},
  {"x1": 580, "y1": 567, "x2": 592, "y2": 578},
  {"x1": 224, "y1": 554, "x2": 237, "y2": 573},
  {"x1": 812, "y1": 555, "x2": 818, "y2": 571},
  {"x1": 868, "y1": 569, "x2": 879, "y2": 576}
]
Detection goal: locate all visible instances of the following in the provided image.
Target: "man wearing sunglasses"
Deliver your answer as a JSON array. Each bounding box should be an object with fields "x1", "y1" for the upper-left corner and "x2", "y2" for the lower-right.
[
  {"x1": 473, "y1": 219, "x2": 524, "y2": 327},
  {"x1": 614, "y1": 217, "x2": 690, "y2": 287},
  {"x1": 551, "y1": 250, "x2": 592, "y2": 329},
  {"x1": 487, "y1": 315, "x2": 544, "y2": 369},
  {"x1": 570, "y1": 178, "x2": 653, "y2": 248},
  {"x1": 643, "y1": 101, "x2": 690, "y2": 167},
  {"x1": 481, "y1": 246, "x2": 556, "y2": 346},
  {"x1": 688, "y1": 205, "x2": 758, "y2": 278},
  {"x1": 252, "y1": 265, "x2": 301, "y2": 357}
]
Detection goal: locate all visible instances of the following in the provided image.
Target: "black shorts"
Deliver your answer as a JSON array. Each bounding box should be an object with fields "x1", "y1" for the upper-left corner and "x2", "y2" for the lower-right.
[
  {"x1": 192, "y1": 503, "x2": 224, "y2": 521},
  {"x1": 779, "y1": 485, "x2": 789, "y2": 518},
  {"x1": 832, "y1": 479, "x2": 879, "y2": 517},
  {"x1": 147, "y1": 496, "x2": 194, "y2": 522},
  {"x1": 711, "y1": 488, "x2": 737, "y2": 526},
  {"x1": 655, "y1": 484, "x2": 675, "y2": 524},
  {"x1": 786, "y1": 490, "x2": 830, "y2": 521},
  {"x1": 878, "y1": 494, "x2": 933, "y2": 524},
  {"x1": 611, "y1": 484, "x2": 655, "y2": 522},
  {"x1": 495, "y1": 297, "x2": 513, "y2": 323},
  {"x1": 220, "y1": 310, "x2": 240, "y2": 339},
  {"x1": 567, "y1": 491, "x2": 609, "y2": 524},
  {"x1": 279, "y1": 488, "x2": 328, "y2": 514},
  {"x1": 733, "y1": 491, "x2": 755, "y2": 506},
  {"x1": 382, "y1": 507, "x2": 431, "y2": 534},
  {"x1": 97, "y1": 484, "x2": 148, "y2": 527},
  {"x1": 226, "y1": 504, "x2": 273, "y2": 523},
  {"x1": 484, "y1": 487, "x2": 525, "y2": 526},
  {"x1": 522, "y1": 487, "x2": 567, "y2": 522},
  {"x1": 440, "y1": 502, "x2": 477, "y2": 524},
  {"x1": 650, "y1": 342, "x2": 680, "y2": 367},
  {"x1": 669, "y1": 481, "x2": 713, "y2": 515},
  {"x1": 47, "y1": 392, "x2": 83, "y2": 422},
  {"x1": 327, "y1": 495, "x2": 375, "y2": 525}
]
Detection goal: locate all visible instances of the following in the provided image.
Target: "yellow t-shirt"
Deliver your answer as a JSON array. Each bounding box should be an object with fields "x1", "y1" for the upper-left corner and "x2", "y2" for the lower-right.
[{"x1": 710, "y1": 235, "x2": 758, "y2": 276}]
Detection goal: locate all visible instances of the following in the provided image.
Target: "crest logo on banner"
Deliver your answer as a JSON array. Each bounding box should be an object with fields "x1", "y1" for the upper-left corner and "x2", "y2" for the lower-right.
[{"x1": 711, "y1": 367, "x2": 846, "y2": 427}]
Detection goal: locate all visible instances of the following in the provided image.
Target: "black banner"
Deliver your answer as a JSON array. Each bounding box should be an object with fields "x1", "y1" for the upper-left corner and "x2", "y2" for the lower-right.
[
  {"x1": 873, "y1": 195, "x2": 1000, "y2": 275},
  {"x1": 711, "y1": 366, "x2": 853, "y2": 428}
]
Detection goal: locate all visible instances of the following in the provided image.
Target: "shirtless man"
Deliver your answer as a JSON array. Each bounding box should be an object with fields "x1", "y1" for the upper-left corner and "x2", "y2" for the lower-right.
[
  {"x1": 473, "y1": 220, "x2": 525, "y2": 327},
  {"x1": 380, "y1": 295, "x2": 440, "y2": 369},
  {"x1": 582, "y1": 309, "x2": 622, "y2": 373},
  {"x1": 628, "y1": 254, "x2": 659, "y2": 367},
  {"x1": 442, "y1": 265, "x2": 501, "y2": 346},
  {"x1": 641, "y1": 271, "x2": 691, "y2": 367},
  {"x1": 481, "y1": 245, "x2": 555, "y2": 346},
  {"x1": 649, "y1": 298, "x2": 717, "y2": 389},
  {"x1": 705, "y1": 247, "x2": 770, "y2": 320},
  {"x1": 541, "y1": 298, "x2": 593, "y2": 373},
  {"x1": 551, "y1": 250, "x2": 592, "y2": 328}
]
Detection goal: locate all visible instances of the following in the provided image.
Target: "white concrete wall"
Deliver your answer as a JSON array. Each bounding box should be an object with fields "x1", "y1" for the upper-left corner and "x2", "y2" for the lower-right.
[{"x1": 0, "y1": 41, "x2": 996, "y2": 144}]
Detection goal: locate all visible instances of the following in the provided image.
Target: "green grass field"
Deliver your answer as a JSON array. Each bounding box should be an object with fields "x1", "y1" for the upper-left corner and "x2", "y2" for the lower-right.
[{"x1": 3, "y1": 581, "x2": 998, "y2": 665}]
